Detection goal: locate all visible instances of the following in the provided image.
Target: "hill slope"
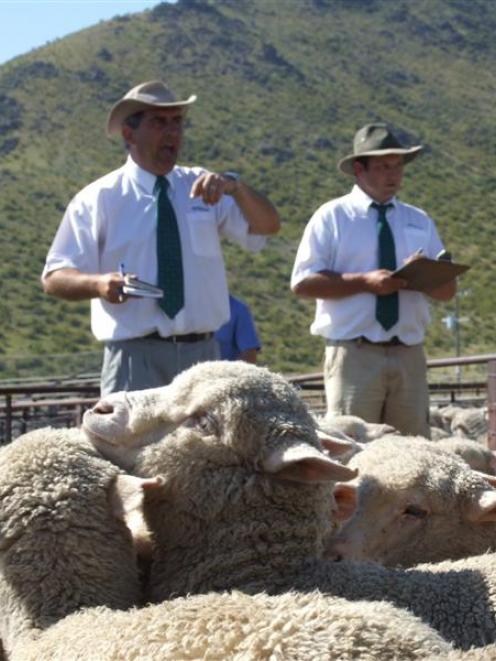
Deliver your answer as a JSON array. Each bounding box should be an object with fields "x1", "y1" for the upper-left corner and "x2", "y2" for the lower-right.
[{"x1": 0, "y1": 0, "x2": 495, "y2": 377}]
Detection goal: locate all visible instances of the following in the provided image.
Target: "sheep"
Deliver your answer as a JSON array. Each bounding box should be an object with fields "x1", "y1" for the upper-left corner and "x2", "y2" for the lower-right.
[
  {"x1": 83, "y1": 361, "x2": 496, "y2": 650},
  {"x1": 11, "y1": 591, "x2": 455, "y2": 661},
  {"x1": 83, "y1": 361, "x2": 359, "y2": 597},
  {"x1": 436, "y1": 436, "x2": 496, "y2": 475},
  {"x1": 0, "y1": 426, "x2": 160, "y2": 658},
  {"x1": 0, "y1": 422, "x2": 453, "y2": 659},
  {"x1": 326, "y1": 435, "x2": 496, "y2": 568},
  {"x1": 317, "y1": 413, "x2": 397, "y2": 444},
  {"x1": 314, "y1": 412, "x2": 398, "y2": 463},
  {"x1": 430, "y1": 425, "x2": 451, "y2": 440},
  {"x1": 431, "y1": 404, "x2": 488, "y2": 444}
]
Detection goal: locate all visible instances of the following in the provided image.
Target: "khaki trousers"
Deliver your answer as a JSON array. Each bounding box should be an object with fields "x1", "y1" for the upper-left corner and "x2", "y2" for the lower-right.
[{"x1": 324, "y1": 339, "x2": 430, "y2": 438}]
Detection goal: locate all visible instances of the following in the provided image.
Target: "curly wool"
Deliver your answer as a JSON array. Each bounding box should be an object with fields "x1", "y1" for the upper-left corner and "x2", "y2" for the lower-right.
[
  {"x1": 84, "y1": 362, "x2": 496, "y2": 652},
  {"x1": 14, "y1": 590, "x2": 453, "y2": 661},
  {"x1": 0, "y1": 428, "x2": 144, "y2": 657}
]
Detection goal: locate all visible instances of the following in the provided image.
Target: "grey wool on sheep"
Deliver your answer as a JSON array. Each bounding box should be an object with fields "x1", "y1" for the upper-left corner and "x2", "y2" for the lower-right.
[
  {"x1": 84, "y1": 361, "x2": 496, "y2": 651},
  {"x1": 0, "y1": 427, "x2": 156, "y2": 658}
]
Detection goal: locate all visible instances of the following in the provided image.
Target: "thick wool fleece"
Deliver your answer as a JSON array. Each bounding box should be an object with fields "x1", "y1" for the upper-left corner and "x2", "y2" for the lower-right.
[
  {"x1": 84, "y1": 362, "x2": 496, "y2": 651},
  {"x1": 14, "y1": 590, "x2": 453, "y2": 661},
  {"x1": 0, "y1": 428, "x2": 143, "y2": 655}
]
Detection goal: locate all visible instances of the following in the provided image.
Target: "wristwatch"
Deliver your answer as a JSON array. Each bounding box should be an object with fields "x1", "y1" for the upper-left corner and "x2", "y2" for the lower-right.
[{"x1": 223, "y1": 171, "x2": 241, "y2": 182}]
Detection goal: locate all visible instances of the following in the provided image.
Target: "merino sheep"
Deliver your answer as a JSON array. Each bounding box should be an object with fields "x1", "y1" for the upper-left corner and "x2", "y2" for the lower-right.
[
  {"x1": 317, "y1": 413, "x2": 396, "y2": 443},
  {"x1": 0, "y1": 427, "x2": 160, "y2": 658},
  {"x1": 0, "y1": 425, "x2": 453, "y2": 659},
  {"x1": 11, "y1": 591, "x2": 455, "y2": 661},
  {"x1": 436, "y1": 436, "x2": 496, "y2": 475},
  {"x1": 431, "y1": 404, "x2": 488, "y2": 444},
  {"x1": 84, "y1": 361, "x2": 496, "y2": 650},
  {"x1": 326, "y1": 435, "x2": 496, "y2": 567},
  {"x1": 83, "y1": 361, "x2": 358, "y2": 598}
]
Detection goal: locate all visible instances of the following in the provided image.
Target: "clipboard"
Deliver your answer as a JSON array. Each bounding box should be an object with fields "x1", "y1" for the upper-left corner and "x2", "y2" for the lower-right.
[
  {"x1": 122, "y1": 276, "x2": 164, "y2": 299},
  {"x1": 392, "y1": 257, "x2": 470, "y2": 292}
]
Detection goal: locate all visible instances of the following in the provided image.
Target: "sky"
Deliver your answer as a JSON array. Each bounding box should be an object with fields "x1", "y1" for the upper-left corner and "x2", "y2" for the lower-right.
[{"x1": 0, "y1": 0, "x2": 164, "y2": 65}]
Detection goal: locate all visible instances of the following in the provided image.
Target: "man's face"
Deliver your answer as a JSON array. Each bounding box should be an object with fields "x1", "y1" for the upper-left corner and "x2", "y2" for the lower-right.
[
  {"x1": 353, "y1": 154, "x2": 404, "y2": 203},
  {"x1": 122, "y1": 107, "x2": 184, "y2": 176}
]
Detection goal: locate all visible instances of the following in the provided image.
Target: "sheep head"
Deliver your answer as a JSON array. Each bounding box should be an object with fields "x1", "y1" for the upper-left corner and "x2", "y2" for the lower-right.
[{"x1": 83, "y1": 361, "x2": 357, "y2": 484}]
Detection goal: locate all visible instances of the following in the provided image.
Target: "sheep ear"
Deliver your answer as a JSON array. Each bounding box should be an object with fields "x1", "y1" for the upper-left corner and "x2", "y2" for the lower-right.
[
  {"x1": 263, "y1": 443, "x2": 357, "y2": 484},
  {"x1": 110, "y1": 474, "x2": 164, "y2": 554},
  {"x1": 466, "y1": 489, "x2": 496, "y2": 523},
  {"x1": 317, "y1": 431, "x2": 358, "y2": 457},
  {"x1": 332, "y1": 483, "x2": 358, "y2": 522}
]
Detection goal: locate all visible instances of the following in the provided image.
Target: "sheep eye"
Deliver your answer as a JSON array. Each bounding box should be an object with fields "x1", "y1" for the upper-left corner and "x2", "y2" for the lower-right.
[
  {"x1": 403, "y1": 505, "x2": 428, "y2": 519},
  {"x1": 183, "y1": 412, "x2": 218, "y2": 435}
]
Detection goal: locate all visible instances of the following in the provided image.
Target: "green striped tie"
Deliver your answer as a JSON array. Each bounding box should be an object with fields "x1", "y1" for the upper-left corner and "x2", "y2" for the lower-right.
[
  {"x1": 155, "y1": 176, "x2": 184, "y2": 318},
  {"x1": 372, "y1": 202, "x2": 398, "y2": 330}
]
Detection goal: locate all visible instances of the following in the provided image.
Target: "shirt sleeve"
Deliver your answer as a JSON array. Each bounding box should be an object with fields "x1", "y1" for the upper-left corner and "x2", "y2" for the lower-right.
[
  {"x1": 291, "y1": 205, "x2": 334, "y2": 288},
  {"x1": 425, "y1": 215, "x2": 445, "y2": 259},
  {"x1": 214, "y1": 194, "x2": 267, "y2": 253},
  {"x1": 234, "y1": 301, "x2": 261, "y2": 352},
  {"x1": 42, "y1": 191, "x2": 100, "y2": 278}
]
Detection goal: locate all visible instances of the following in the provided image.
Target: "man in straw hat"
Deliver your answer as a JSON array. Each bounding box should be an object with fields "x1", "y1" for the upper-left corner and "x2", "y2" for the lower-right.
[
  {"x1": 291, "y1": 122, "x2": 456, "y2": 437},
  {"x1": 42, "y1": 81, "x2": 280, "y2": 395}
]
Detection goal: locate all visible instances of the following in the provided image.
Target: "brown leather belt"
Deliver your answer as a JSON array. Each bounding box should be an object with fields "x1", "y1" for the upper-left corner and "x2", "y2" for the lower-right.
[
  {"x1": 144, "y1": 332, "x2": 213, "y2": 343},
  {"x1": 354, "y1": 336, "x2": 405, "y2": 347}
]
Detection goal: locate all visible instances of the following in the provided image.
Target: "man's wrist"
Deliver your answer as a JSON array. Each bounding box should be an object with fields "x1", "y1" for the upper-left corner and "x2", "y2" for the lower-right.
[{"x1": 222, "y1": 171, "x2": 241, "y2": 196}]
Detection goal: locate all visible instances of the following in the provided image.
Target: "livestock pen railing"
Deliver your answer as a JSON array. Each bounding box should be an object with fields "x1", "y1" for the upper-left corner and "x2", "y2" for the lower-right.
[
  {"x1": 1, "y1": 353, "x2": 496, "y2": 445},
  {"x1": 0, "y1": 380, "x2": 100, "y2": 444}
]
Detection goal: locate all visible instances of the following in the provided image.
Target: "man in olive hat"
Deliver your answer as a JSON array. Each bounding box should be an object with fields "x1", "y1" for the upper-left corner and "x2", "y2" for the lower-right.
[
  {"x1": 291, "y1": 122, "x2": 456, "y2": 437},
  {"x1": 42, "y1": 81, "x2": 280, "y2": 395}
]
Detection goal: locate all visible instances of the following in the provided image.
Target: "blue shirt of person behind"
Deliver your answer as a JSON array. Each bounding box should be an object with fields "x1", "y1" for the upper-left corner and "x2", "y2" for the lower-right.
[{"x1": 215, "y1": 295, "x2": 261, "y2": 363}]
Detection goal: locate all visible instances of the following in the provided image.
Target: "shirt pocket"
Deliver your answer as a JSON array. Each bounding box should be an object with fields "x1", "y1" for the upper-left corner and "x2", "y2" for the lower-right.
[
  {"x1": 187, "y1": 209, "x2": 221, "y2": 258},
  {"x1": 404, "y1": 223, "x2": 429, "y2": 256}
]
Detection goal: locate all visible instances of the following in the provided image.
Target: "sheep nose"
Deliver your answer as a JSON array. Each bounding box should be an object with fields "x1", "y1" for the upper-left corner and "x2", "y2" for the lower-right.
[{"x1": 92, "y1": 401, "x2": 114, "y2": 415}]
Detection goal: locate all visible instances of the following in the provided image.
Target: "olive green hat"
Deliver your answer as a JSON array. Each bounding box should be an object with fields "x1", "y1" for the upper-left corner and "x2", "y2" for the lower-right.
[
  {"x1": 106, "y1": 80, "x2": 197, "y2": 136},
  {"x1": 338, "y1": 123, "x2": 423, "y2": 175}
]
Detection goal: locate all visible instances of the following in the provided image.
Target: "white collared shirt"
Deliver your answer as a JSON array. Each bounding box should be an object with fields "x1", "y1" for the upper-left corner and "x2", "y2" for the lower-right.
[
  {"x1": 43, "y1": 156, "x2": 266, "y2": 341},
  {"x1": 291, "y1": 185, "x2": 445, "y2": 345}
]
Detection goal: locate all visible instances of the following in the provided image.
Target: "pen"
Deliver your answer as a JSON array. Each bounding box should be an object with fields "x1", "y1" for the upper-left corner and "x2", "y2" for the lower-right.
[{"x1": 119, "y1": 262, "x2": 126, "y2": 277}]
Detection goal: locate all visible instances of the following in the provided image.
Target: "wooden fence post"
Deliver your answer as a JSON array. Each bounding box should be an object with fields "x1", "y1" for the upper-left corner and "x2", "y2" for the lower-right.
[{"x1": 487, "y1": 359, "x2": 496, "y2": 450}]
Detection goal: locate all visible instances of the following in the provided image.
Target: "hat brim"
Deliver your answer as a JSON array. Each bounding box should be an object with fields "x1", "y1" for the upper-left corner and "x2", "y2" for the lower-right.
[
  {"x1": 106, "y1": 95, "x2": 197, "y2": 137},
  {"x1": 337, "y1": 146, "x2": 423, "y2": 175}
]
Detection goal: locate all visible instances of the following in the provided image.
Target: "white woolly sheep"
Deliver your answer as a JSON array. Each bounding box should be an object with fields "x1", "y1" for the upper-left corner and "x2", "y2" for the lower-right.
[
  {"x1": 326, "y1": 435, "x2": 496, "y2": 567},
  {"x1": 9, "y1": 590, "x2": 455, "y2": 661},
  {"x1": 84, "y1": 361, "x2": 496, "y2": 651},
  {"x1": 432, "y1": 404, "x2": 488, "y2": 444},
  {"x1": 436, "y1": 436, "x2": 496, "y2": 474},
  {"x1": 0, "y1": 427, "x2": 160, "y2": 658},
  {"x1": 317, "y1": 413, "x2": 396, "y2": 443},
  {"x1": 0, "y1": 426, "x2": 452, "y2": 660}
]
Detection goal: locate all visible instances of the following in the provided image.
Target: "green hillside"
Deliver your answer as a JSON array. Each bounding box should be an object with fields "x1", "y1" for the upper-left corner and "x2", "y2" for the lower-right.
[{"x1": 0, "y1": 0, "x2": 495, "y2": 378}]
